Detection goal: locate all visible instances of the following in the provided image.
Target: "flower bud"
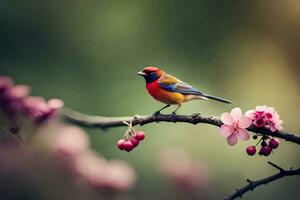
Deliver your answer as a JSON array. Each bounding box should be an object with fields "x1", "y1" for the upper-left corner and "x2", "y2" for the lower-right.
[{"x1": 246, "y1": 146, "x2": 256, "y2": 156}]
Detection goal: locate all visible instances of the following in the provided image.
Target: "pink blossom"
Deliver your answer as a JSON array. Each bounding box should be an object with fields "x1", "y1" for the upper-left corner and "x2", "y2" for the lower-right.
[
  {"x1": 0, "y1": 82, "x2": 30, "y2": 119},
  {"x1": 245, "y1": 105, "x2": 283, "y2": 132},
  {"x1": 219, "y1": 107, "x2": 252, "y2": 146},
  {"x1": 52, "y1": 125, "x2": 90, "y2": 158},
  {"x1": 268, "y1": 111, "x2": 283, "y2": 132},
  {"x1": 0, "y1": 76, "x2": 13, "y2": 94},
  {"x1": 32, "y1": 121, "x2": 136, "y2": 192},
  {"x1": 22, "y1": 96, "x2": 64, "y2": 123},
  {"x1": 47, "y1": 98, "x2": 64, "y2": 110},
  {"x1": 158, "y1": 148, "x2": 208, "y2": 190},
  {"x1": 101, "y1": 160, "x2": 136, "y2": 191},
  {"x1": 0, "y1": 76, "x2": 64, "y2": 124},
  {"x1": 9, "y1": 85, "x2": 31, "y2": 100},
  {"x1": 75, "y1": 151, "x2": 136, "y2": 191},
  {"x1": 74, "y1": 151, "x2": 108, "y2": 185}
]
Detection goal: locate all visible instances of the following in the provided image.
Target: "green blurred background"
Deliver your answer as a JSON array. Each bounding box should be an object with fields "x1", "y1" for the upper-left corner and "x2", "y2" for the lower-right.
[{"x1": 1, "y1": 1, "x2": 299, "y2": 199}]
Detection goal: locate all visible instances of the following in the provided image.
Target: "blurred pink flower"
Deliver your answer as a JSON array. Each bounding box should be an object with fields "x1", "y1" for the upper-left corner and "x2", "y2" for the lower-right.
[
  {"x1": 245, "y1": 105, "x2": 283, "y2": 132},
  {"x1": 158, "y1": 148, "x2": 208, "y2": 190},
  {"x1": 101, "y1": 160, "x2": 136, "y2": 191},
  {"x1": 47, "y1": 98, "x2": 64, "y2": 110},
  {"x1": 52, "y1": 125, "x2": 90, "y2": 158},
  {"x1": 75, "y1": 151, "x2": 136, "y2": 191},
  {"x1": 74, "y1": 151, "x2": 107, "y2": 184},
  {"x1": 22, "y1": 96, "x2": 64, "y2": 123},
  {"x1": 0, "y1": 76, "x2": 63, "y2": 125},
  {"x1": 0, "y1": 82, "x2": 31, "y2": 119},
  {"x1": 9, "y1": 85, "x2": 31, "y2": 100},
  {"x1": 220, "y1": 107, "x2": 252, "y2": 146},
  {"x1": 0, "y1": 76, "x2": 13, "y2": 94},
  {"x1": 33, "y1": 121, "x2": 136, "y2": 192}
]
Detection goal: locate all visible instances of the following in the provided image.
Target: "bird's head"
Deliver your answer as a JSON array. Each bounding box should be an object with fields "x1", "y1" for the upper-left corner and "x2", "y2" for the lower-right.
[{"x1": 137, "y1": 66, "x2": 164, "y2": 83}]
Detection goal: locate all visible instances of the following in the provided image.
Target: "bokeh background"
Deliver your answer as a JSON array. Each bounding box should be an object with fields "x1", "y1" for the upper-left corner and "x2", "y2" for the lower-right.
[{"x1": 1, "y1": 1, "x2": 300, "y2": 199}]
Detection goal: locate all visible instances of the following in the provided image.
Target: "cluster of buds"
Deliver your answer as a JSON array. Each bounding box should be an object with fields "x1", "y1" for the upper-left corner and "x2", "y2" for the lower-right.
[
  {"x1": 246, "y1": 136, "x2": 280, "y2": 156},
  {"x1": 117, "y1": 121, "x2": 145, "y2": 152},
  {"x1": 246, "y1": 105, "x2": 283, "y2": 132},
  {"x1": 0, "y1": 76, "x2": 64, "y2": 125}
]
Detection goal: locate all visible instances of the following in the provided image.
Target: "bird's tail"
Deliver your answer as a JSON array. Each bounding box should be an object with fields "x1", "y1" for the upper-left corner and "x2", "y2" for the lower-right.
[{"x1": 202, "y1": 94, "x2": 234, "y2": 104}]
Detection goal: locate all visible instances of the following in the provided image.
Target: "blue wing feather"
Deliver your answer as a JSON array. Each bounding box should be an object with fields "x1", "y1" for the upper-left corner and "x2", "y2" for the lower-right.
[{"x1": 159, "y1": 82, "x2": 203, "y2": 95}]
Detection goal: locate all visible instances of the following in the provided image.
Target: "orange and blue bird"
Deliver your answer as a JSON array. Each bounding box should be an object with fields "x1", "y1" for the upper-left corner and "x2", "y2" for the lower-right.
[{"x1": 137, "y1": 66, "x2": 233, "y2": 114}]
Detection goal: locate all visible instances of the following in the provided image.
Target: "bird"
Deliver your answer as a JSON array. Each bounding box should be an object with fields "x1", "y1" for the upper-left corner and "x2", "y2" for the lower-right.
[{"x1": 137, "y1": 66, "x2": 233, "y2": 114}]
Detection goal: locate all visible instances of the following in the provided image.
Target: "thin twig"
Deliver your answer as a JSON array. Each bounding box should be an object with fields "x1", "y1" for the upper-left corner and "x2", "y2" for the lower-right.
[
  {"x1": 62, "y1": 107, "x2": 300, "y2": 145},
  {"x1": 224, "y1": 162, "x2": 300, "y2": 200}
]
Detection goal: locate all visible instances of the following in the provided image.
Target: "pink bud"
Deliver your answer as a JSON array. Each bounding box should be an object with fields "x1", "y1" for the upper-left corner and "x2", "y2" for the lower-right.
[
  {"x1": 269, "y1": 138, "x2": 279, "y2": 149},
  {"x1": 246, "y1": 146, "x2": 256, "y2": 156},
  {"x1": 259, "y1": 146, "x2": 272, "y2": 156},
  {"x1": 134, "y1": 131, "x2": 145, "y2": 141}
]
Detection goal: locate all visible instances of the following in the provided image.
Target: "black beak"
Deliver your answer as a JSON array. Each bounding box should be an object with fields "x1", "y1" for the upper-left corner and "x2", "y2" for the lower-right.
[{"x1": 137, "y1": 71, "x2": 146, "y2": 76}]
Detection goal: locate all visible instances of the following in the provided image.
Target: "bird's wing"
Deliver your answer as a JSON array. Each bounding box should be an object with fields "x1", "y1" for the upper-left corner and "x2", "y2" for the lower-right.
[{"x1": 158, "y1": 74, "x2": 204, "y2": 95}]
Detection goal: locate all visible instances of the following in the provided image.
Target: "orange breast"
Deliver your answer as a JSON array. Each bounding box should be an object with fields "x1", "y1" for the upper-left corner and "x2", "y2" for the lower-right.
[{"x1": 146, "y1": 81, "x2": 186, "y2": 105}]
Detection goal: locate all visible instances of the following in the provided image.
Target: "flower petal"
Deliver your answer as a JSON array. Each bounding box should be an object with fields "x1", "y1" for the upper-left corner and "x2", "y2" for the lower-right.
[
  {"x1": 238, "y1": 116, "x2": 252, "y2": 128},
  {"x1": 237, "y1": 128, "x2": 249, "y2": 141},
  {"x1": 230, "y1": 107, "x2": 242, "y2": 121},
  {"x1": 266, "y1": 107, "x2": 275, "y2": 113},
  {"x1": 227, "y1": 134, "x2": 238, "y2": 146},
  {"x1": 219, "y1": 125, "x2": 234, "y2": 137},
  {"x1": 256, "y1": 105, "x2": 267, "y2": 112},
  {"x1": 245, "y1": 110, "x2": 255, "y2": 119},
  {"x1": 221, "y1": 113, "x2": 233, "y2": 125},
  {"x1": 270, "y1": 126, "x2": 277, "y2": 132}
]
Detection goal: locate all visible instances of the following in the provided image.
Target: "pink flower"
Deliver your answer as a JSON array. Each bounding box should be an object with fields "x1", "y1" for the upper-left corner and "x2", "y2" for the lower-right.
[
  {"x1": 0, "y1": 76, "x2": 13, "y2": 94},
  {"x1": 22, "y1": 96, "x2": 64, "y2": 123},
  {"x1": 245, "y1": 105, "x2": 283, "y2": 132},
  {"x1": 219, "y1": 107, "x2": 252, "y2": 146},
  {"x1": 0, "y1": 76, "x2": 64, "y2": 124},
  {"x1": 158, "y1": 148, "x2": 208, "y2": 190},
  {"x1": 9, "y1": 85, "x2": 31, "y2": 100},
  {"x1": 0, "y1": 83, "x2": 31, "y2": 119},
  {"x1": 75, "y1": 152, "x2": 136, "y2": 191},
  {"x1": 52, "y1": 125, "x2": 90, "y2": 158},
  {"x1": 268, "y1": 111, "x2": 283, "y2": 132}
]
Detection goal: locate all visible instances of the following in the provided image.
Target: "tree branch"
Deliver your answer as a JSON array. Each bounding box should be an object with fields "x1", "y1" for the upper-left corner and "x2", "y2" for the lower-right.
[
  {"x1": 224, "y1": 162, "x2": 300, "y2": 200},
  {"x1": 62, "y1": 108, "x2": 300, "y2": 198},
  {"x1": 62, "y1": 108, "x2": 300, "y2": 145}
]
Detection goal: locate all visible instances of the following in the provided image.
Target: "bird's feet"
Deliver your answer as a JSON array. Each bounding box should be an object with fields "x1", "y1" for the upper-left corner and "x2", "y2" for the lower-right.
[
  {"x1": 152, "y1": 111, "x2": 161, "y2": 120},
  {"x1": 171, "y1": 111, "x2": 177, "y2": 121}
]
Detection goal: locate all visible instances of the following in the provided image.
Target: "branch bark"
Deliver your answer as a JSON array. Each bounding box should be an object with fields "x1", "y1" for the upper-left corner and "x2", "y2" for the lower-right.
[
  {"x1": 62, "y1": 108, "x2": 300, "y2": 145},
  {"x1": 224, "y1": 162, "x2": 300, "y2": 200}
]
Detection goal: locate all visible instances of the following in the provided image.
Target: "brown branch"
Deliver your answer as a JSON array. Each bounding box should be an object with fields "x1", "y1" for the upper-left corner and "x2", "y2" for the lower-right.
[
  {"x1": 62, "y1": 108, "x2": 300, "y2": 145},
  {"x1": 224, "y1": 162, "x2": 300, "y2": 200}
]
